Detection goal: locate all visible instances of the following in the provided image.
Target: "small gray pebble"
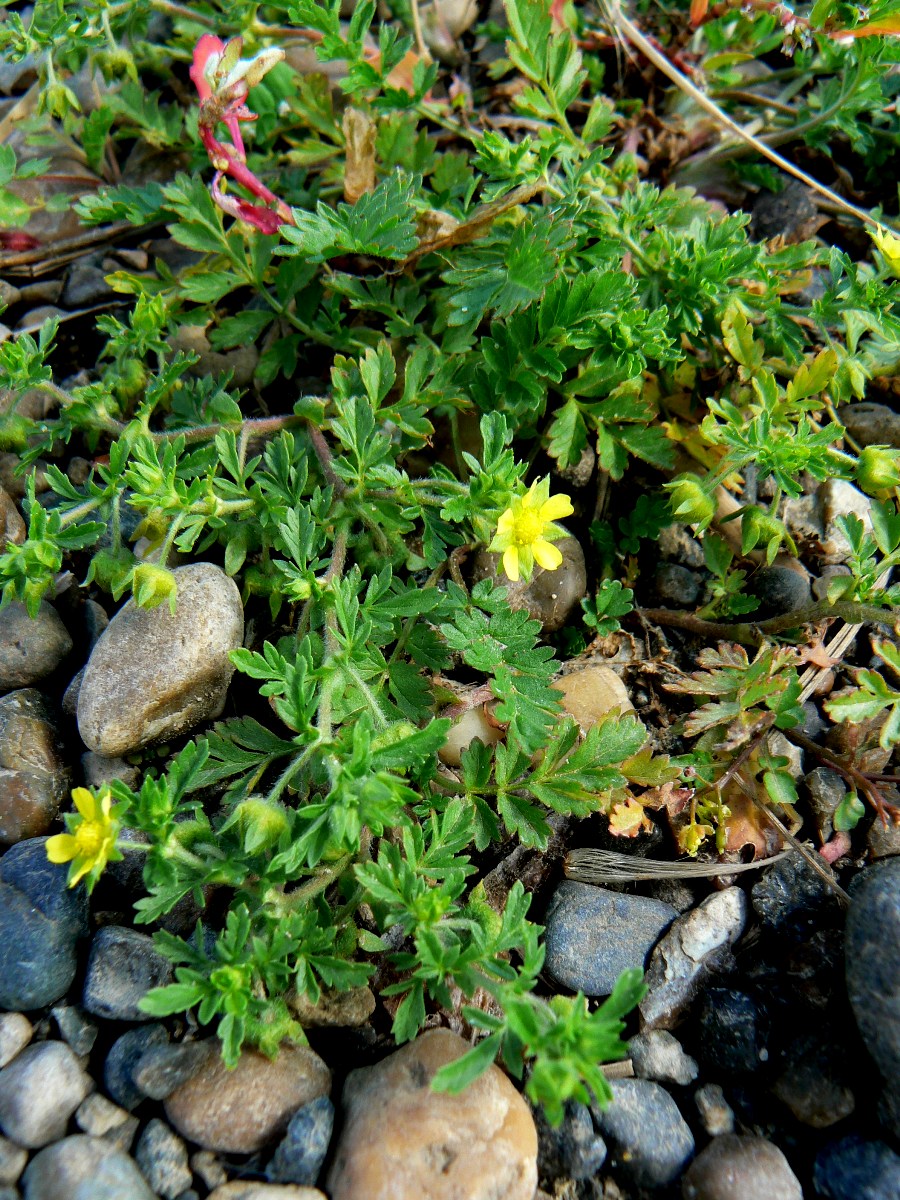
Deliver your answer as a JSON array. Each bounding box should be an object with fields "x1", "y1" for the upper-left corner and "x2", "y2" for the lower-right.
[
  {"x1": 653, "y1": 563, "x2": 701, "y2": 607},
  {"x1": 682, "y1": 1134, "x2": 801, "y2": 1200},
  {"x1": 806, "y1": 767, "x2": 845, "y2": 844},
  {"x1": 751, "y1": 851, "x2": 839, "y2": 934},
  {"x1": 630, "y1": 1030, "x2": 698, "y2": 1086},
  {"x1": 51, "y1": 1005, "x2": 98, "y2": 1057},
  {"x1": 266, "y1": 1094, "x2": 334, "y2": 1186},
  {"x1": 0, "y1": 603, "x2": 72, "y2": 691},
  {"x1": 104, "y1": 1025, "x2": 169, "y2": 1111},
  {"x1": 0, "y1": 1133, "x2": 26, "y2": 1185},
  {"x1": 83, "y1": 926, "x2": 173, "y2": 1022},
  {"x1": 0, "y1": 1015, "x2": 32, "y2": 1069},
  {"x1": 135, "y1": 1118, "x2": 192, "y2": 1200},
  {"x1": 0, "y1": 1041, "x2": 92, "y2": 1149},
  {"x1": 592, "y1": 1078, "x2": 694, "y2": 1189},
  {"x1": 532, "y1": 1100, "x2": 606, "y2": 1182},
  {"x1": 750, "y1": 564, "x2": 811, "y2": 617},
  {"x1": 845, "y1": 859, "x2": 900, "y2": 1098},
  {"x1": 838, "y1": 401, "x2": 900, "y2": 450},
  {"x1": 697, "y1": 988, "x2": 767, "y2": 1076},
  {"x1": 694, "y1": 1084, "x2": 734, "y2": 1137},
  {"x1": 22, "y1": 1134, "x2": 156, "y2": 1200},
  {"x1": 134, "y1": 1041, "x2": 213, "y2": 1101},
  {"x1": 544, "y1": 881, "x2": 677, "y2": 997},
  {"x1": 75, "y1": 1093, "x2": 138, "y2": 1153}
]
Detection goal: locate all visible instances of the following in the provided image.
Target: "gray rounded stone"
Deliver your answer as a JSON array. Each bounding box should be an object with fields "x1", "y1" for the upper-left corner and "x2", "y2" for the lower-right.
[
  {"x1": 630, "y1": 1030, "x2": 698, "y2": 1086},
  {"x1": 77, "y1": 562, "x2": 244, "y2": 756},
  {"x1": 104, "y1": 1025, "x2": 170, "y2": 1111},
  {"x1": 682, "y1": 1135, "x2": 801, "y2": 1200},
  {"x1": 135, "y1": 1118, "x2": 192, "y2": 1200},
  {"x1": 0, "y1": 838, "x2": 88, "y2": 1011},
  {"x1": 0, "y1": 689, "x2": 70, "y2": 845},
  {"x1": 22, "y1": 1134, "x2": 157, "y2": 1200},
  {"x1": 0, "y1": 1041, "x2": 92, "y2": 1148},
  {"x1": 134, "y1": 1040, "x2": 214, "y2": 1101},
  {"x1": 592, "y1": 1079, "x2": 694, "y2": 1189},
  {"x1": 544, "y1": 881, "x2": 677, "y2": 996},
  {"x1": 0, "y1": 602, "x2": 72, "y2": 691},
  {"x1": 845, "y1": 859, "x2": 900, "y2": 1093},
  {"x1": 839, "y1": 401, "x2": 900, "y2": 449},
  {"x1": 82, "y1": 926, "x2": 173, "y2": 1022},
  {"x1": 0, "y1": 1014, "x2": 32, "y2": 1068}
]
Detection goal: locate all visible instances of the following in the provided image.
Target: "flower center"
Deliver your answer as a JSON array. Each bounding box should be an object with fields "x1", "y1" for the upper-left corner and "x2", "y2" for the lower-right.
[
  {"x1": 74, "y1": 822, "x2": 104, "y2": 858},
  {"x1": 512, "y1": 509, "x2": 543, "y2": 546}
]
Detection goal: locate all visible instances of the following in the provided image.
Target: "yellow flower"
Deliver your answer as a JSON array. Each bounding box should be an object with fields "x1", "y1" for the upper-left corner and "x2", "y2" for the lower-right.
[
  {"x1": 46, "y1": 788, "x2": 122, "y2": 889},
  {"x1": 871, "y1": 225, "x2": 900, "y2": 278},
  {"x1": 489, "y1": 478, "x2": 574, "y2": 583}
]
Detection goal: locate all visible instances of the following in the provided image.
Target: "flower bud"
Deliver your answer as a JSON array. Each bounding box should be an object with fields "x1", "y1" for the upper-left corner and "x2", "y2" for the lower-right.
[
  {"x1": 223, "y1": 796, "x2": 290, "y2": 854},
  {"x1": 131, "y1": 563, "x2": 178, "y2": 612},
  {"x1": 85, "y1": 547, "x2": 135, "y2": 596},
  {"x1": 740, "y1": 507, "x2": 794, "y2": 562},
  {"x1": 856, "y1": 445, "x2": 900, "y2": 495},
  {"x1": 665, "y1": 474, "x2": 716, "y2": 527},
  {"x1": 871, "y1": 226, "x2": 900, "y2": 280}
]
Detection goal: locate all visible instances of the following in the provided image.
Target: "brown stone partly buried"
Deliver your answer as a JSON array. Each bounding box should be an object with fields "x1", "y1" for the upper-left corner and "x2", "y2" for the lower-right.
[
  {"x1": 164, "y1": 1043, "x2": 331, "y2": 1155},
  {"x1": 327, "y1": 1028, "x2": 537, "y2": 1200}
]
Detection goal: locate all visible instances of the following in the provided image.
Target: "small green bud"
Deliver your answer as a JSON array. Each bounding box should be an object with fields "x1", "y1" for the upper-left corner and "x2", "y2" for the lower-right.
[
  {"x1": 131, "y1": 563, "x2": 178, "y2": 612},
  {"x1": 665, "y1": 474, "x2": 716, "y2": 528},
  {"x1": 740, "y1": 507, "x2": 796, "y2": 564},
  {"x1": 222, "y1": 796, "x2": 290, "y2": 854},
  {"x1": 856, "y1": 445, "x2": 900, "y2": 495},
  {"x1": 85, "y1": 547, "x2": 136, "y2": 597}
]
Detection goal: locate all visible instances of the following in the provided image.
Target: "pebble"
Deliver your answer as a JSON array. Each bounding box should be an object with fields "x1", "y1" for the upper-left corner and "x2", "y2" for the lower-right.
[
  {"x1": 812, "y1": 564, "x2": 852, "y2": 603},
  {"x1": 51, "y1": 1004, "x2": 97, "y2": 1057},
  {"x1": 0, "y1": 602, "x2": 72, "y2": 691},
  {"x1": 61, "y1": 256, "x2": 115, "y2": 308},
  {"x1": 438, "y1": 706, "x2": 502, "y2": 768},
  {"x1": 813, "y1": 1136, "x2": 900, "y2": 1200},
  {"x1": 327, "y1": 1028, "x2": 537, "y2": 1200},
  {"x1": 820, "y1": 480, "x2": 873, "y2": 563},
  {"x1": 749, "y1": 180, "x2": 818, "y2": 242},
  {"x1": 0, "y1": 490, "x2": 25, "y2": 550},
  {"x1": 77, "y1": 562, "x2": 244, "y2": 756},
  {"x1": 208, "y1": 1185, "x2": 327, "y2": 1200},
  {"x1": 639, "y1": 888, "x2": 747, "y2": 1029},
  {"x1": 165, "y1": 1042, "x2": 331, "y2": 1154},
  {"x1": 81, "y1": 751, "x2": 142, "y2": 792},
  {"x1": 0, "y1": 1040, "x2": 92, "y2": 1148},
  {"x1": 0, "y1": 837, "x2": 88, "y2": 1010},
  {"x1": 867, "y1": 813, "x2": 900, "y2": 859},
  {"x1": 533, "y1": 1101, "x2": 606, "y2": 1181},
  {"x1": 844, "y1": 858, "x2": 900, "y2": 1097},
  {"x1": 22, "y1": 1134, "x2": 156, "y2": 1200},
  {"x1": 697, "y1": 988, "x2": 766, "y2": 1076},
  {"x1": 135, "y1": 1118, "x2": 192, "y2": 1200},
  {"x1": 471, "y1": 535, "x2": 586, "y2": 632},
  {"x1": 74, "y1": 1093, "x2": 138, "y2": 1151},
  {"x1": 552, "y1": 666, "x2": 634, "y2": 732},
  {"x1": 133, "y1": 1039, "x2": 213, "y2": 1101},
  {"x1": 750, "y1": 564, "x2": 811, "y2": 617},
  {"x1": 629, "y1": 1030, "x2": 698, "y2": 1086},
  {"x1": 0, "y1": 689, "x2": 70, "y2": 844},
  {"x1": 751, "y1": 851, "x2": 839, "y2": 935},
  {"x1": 799, "y1": 700, "x2": 828, "y2": 740},
  {"x1": 838, "y1": 401, "x2": 900, "y2": 449},
  {"x1": 653, "y1": 563, "x2": 701, "y2": 607},
  {"x1": 104, "y1": 1024, "x2": 170, "y2": 1111},
  {"x1": 591, "y1": 1079, "x2": 694, "y2": 1189},
  {"x1": 0, "y1": 1133, "x2": 25, "y2": 1185},
  {"x1": 806, "y1": 767, "x2": 846, "y2": 843},
  {"x1": 267, "y1": 1095, "x2": 334, "y2": 1186},
  {"x1": 682, "y1": 1134, "x2": 801, "y2": 1200},
  {"x1": 543, "y1": 881, "x2": 677, "y2": 996},
  {"x1": 82, "y1": 926, "x2": 173, "y2": 1022},
  {"x1": 771, "y1": 1037, "x2": 855, "y2": 1127},
  {"x1": 0, "y1": 1015, "x2": 31, "y2": 1068},
  {"x1": 658, "y1": 523, "x2": 705, "y2": 569},
  {"x1": 694, "y1": 1084, "x2": 734, "y2": 1136}
]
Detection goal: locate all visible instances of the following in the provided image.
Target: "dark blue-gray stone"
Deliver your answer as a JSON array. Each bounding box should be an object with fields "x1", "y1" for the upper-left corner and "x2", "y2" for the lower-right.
[
  {"x1": 591, "y1": 1078, "x2": 694, "y2": 1188},
  {"x1": 82, "y1": 926, "x2": 173, "y2": 1022},
  {"x1": 751, "y1": 851, "x2": 839, "y2": 934},
  {"x1": 813, "y1": 1136, "x2": 900, "y2": 1200},
  {"x1": 544, "y1": 881, "x2": 677, "y2": 996},
  {"x1": 845, "y1": 858, "x2": 900, "y2": 1092},
  {"x1": 698, "y1": 988, "x2": 767, "y2": 1076},
  {"x1": 0, "y1": 837, "x2": 89, "y2": 1010},
  {"x1": 533, "y1": 1100, "x2": 606, "y2": 1182},
  {"x1": 267, "y1": 1094, "x2": 334, "y2": 1186},
  {"x1": 104, "y1": 1025, "x2": 169, "y2": 1111}
]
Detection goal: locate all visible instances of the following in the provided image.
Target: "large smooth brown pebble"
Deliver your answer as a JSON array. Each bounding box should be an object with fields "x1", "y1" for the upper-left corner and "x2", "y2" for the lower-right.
[
  {"x1": 164, "y1": 1043, "x2": 330, "y2": 1154},
  {"x1": 553, "y1": 665, "x2": 633, "y2": 731},
  {"x1": 438, "y1": 706, "x2": 503, "y2": 767},
  {"x1": 471, "y1": 535, "x2": 587, "y2": 632},
  {"x1": 327, "y1": 1028, "x2": 537, "y2": 1200},
  {"x1": 0, "y1": 689, "x2": 69, "y2": 845},
  {"x1": 77, "y1": 563, "x2": 243, "y2": 756}
]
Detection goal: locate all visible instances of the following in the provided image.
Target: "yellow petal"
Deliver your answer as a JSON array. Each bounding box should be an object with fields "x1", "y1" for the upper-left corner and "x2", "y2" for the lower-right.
[
  {"x1": 45, "y1": 833, "x2": 78, "y2": 864},
  {"x1": 68, "y1": 857, "x2": 94, "y2": 886},
  {"x1": 540, "y1": 494, "x2": 574, "y2": 522},
  {"x1": 496, "y1": 508, "x2": 515, "y2": 535},
  {"x1": 502, "y1": 546, "x2": 520, "y2": 582},
  {"x1": 71, "y1": 788, "x2": 98, "y2": 821},
  {"x1": 533, "y1": 539, "x2": 564, "y2": 571}
]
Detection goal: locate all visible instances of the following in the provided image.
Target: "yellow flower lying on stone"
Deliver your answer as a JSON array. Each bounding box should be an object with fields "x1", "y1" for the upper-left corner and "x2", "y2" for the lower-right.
[
  {"x1": 871, "y1": 225, "x2": 900, "y2": 278},
  {"x1": 46, "y1": 787, "x2": 123, "y2": 890},
  {"x1": 489, "y1": 478, "x2": 574, "y2": 583}
]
